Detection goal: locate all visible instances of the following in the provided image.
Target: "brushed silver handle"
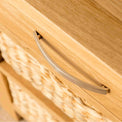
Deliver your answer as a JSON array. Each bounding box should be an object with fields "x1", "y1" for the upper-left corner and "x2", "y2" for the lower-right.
[{"x1": 33, "y1": 31, "x2": 110, "y2": 94}]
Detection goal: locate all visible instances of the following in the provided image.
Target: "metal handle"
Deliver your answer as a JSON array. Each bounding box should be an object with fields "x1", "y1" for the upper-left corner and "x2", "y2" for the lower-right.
[{"x1": 33, "y1": 31, "x2": 110, "y2": 94}]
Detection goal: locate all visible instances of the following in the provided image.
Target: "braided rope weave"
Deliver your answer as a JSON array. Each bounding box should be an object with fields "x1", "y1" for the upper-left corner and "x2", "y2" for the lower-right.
[{"x1": 0, "y1": 33, "x2": 111, "y2": 122}]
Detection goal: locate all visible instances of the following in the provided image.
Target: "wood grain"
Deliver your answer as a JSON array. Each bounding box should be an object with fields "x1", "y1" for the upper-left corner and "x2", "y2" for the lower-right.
[
  {"x1": 0, "y1": 25, "x2": 121, "y2": 122},
  {"x1": 94, "y1": 0, "x2": 122, "y2": 21},
  {"x1": 25, "y1": 0, "x2": 122, "y2": 75},
  {"x1": 6, "y1": 0, "x2": 121, "y2": 92},
  {"x1": 0, "y1": 0, "x2": 121, "y2": 121}
]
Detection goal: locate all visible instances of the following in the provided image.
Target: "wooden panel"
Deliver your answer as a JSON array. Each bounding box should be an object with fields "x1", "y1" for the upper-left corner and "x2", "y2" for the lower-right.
[
  {"x1": 4, "y1": 1, "x2": 121, "y2": 91},
  {"x1": 24, "y1": 0, "x2": 122, "y2": 76},
  {"x1": 0, "y1": 62, "x2": 73, "y2": 122},
  {"x1": 0, "y1": 72, "x2": 19, "y2": 121},
  {"x1": 94, "y1": 0, "x2": 122, "y2": 21},
  {"x1": 5, "y1": 0, "x2": 121, "y2": 98},
  {"x1": 0, "y1": 1, "x2": 121, "y2": 121}
]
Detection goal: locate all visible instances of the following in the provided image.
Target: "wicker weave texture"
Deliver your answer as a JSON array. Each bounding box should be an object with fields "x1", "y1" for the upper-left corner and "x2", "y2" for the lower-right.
[
  {"x1": 7, "y1": 78, "x2": 58, "y2": 122},
  {"x1": 0, "y1": 33, "x2": 111, "y2": 122}
]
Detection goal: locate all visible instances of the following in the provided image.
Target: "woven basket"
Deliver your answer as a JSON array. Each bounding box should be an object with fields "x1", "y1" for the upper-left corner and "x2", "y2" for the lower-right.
[
  {"x1": 7, "y1": 77, "x2": 58, "y2": 122},
  {"x1": 0, "y1": 33, "x2": 111, "y2": 122}
]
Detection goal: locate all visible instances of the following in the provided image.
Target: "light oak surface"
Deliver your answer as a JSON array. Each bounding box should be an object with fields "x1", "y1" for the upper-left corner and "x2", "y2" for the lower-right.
[
  {"x1": 94, "y1": 0, "x2": 122, "y2": 21},
  {"x1": 6, "y1": 0, "x2": 121, "y2": 93},
  {"x1": 0, "y1": 0, "x2": 122, "y2": 121},
  {"x1": 25, "y1": 0, "x2": 122, "y2": 76}
]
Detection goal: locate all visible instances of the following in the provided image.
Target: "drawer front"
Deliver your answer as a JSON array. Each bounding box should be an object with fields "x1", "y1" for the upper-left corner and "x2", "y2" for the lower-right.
[
  {"x1": 0, "y1": 1, "x2": 121, "y2": 121},
  {"x1": 0, "y1": 33, "x2": 111, "y2": 122}
]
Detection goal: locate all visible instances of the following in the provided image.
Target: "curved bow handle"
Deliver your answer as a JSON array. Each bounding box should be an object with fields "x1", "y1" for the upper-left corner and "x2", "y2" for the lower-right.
[{"x1": 33, "y1": 31, "x2": 110, "y2": 94}]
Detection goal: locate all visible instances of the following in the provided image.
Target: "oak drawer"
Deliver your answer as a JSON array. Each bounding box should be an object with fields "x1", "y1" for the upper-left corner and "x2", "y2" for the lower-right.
[
  {"x1": 0, "y1": 0, "x2": 121, "y2": 121},
  {"x1": 0, "y1": 32, "x2": 112, "y2": 122}
]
